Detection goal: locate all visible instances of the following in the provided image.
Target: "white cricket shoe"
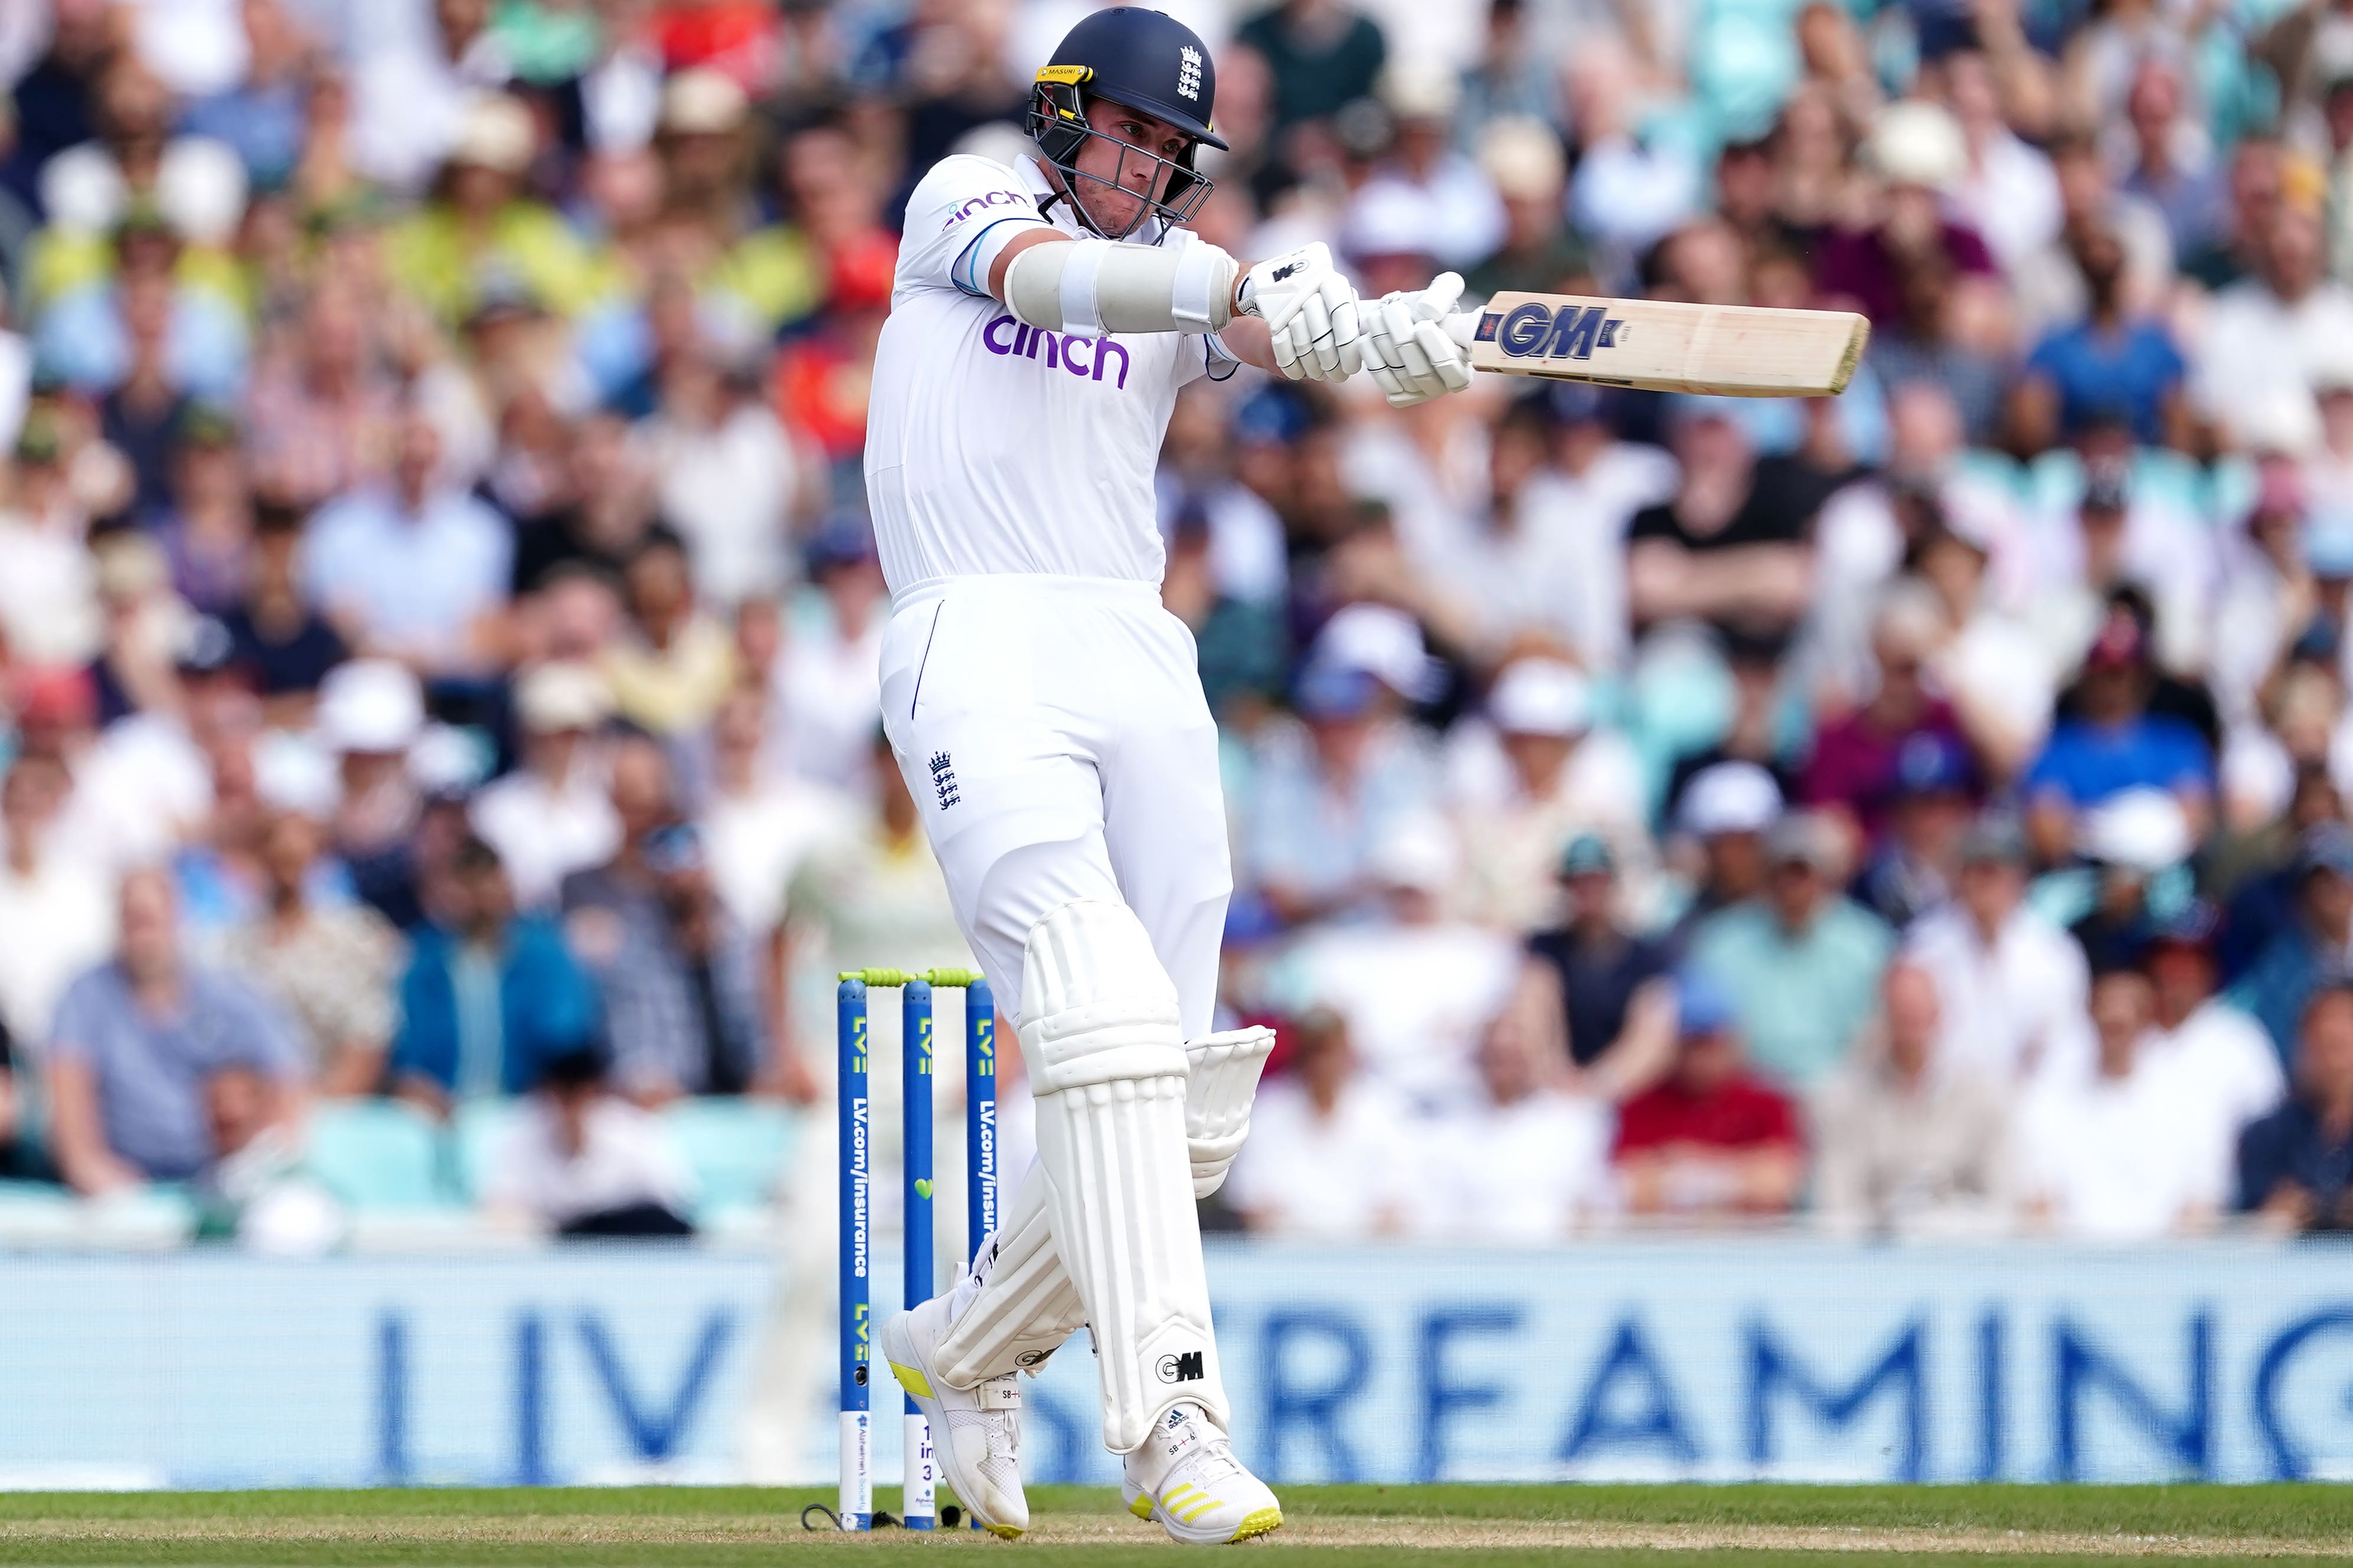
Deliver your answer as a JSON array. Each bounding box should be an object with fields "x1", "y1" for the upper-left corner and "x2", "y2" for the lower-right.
[
  {"x1": 880, "y1": 1295, "x2": 1028, "y2": 1538},
  {"x1": 1120, "y1": 1402, "x2": 1283, "y2": 1545}
]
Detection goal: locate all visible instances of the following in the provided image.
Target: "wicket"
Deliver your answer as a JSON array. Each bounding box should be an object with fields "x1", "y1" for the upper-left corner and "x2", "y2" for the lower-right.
[{"x1": 836, "y1": 967, "x2": 997, "y2": 1532}]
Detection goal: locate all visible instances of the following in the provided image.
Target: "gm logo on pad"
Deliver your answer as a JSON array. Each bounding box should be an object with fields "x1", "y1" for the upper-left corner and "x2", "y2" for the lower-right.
[
  {"x1": 1157, "y1": 1351, "x2": 1205, "y2": 1382},
  {"x1": 1477, "y1": 302, "x2": 1626, "y2": 362}
]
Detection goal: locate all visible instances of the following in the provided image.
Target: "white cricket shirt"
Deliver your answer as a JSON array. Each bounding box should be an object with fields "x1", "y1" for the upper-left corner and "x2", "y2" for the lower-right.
[{"x1": 864, "y1": 152, "x2": 1234, "y2": 594}]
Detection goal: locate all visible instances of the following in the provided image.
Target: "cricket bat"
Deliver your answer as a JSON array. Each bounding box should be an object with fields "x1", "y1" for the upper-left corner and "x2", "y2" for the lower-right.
[{"x1": 1447, "y1": 293, "x2": 1870, "y2": 397}]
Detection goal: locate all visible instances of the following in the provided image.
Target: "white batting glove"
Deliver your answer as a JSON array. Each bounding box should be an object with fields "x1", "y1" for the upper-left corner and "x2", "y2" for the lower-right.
[
  {"x1": 1236, "y1": 241, "x2": 1364, "y2": 382},
  {"x1": 1362, "y1": 271, "x2": 1476, "y2": 407}
]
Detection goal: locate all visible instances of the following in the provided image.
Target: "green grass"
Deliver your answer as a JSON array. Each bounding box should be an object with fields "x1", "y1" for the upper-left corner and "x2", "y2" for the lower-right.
[{"x1": 0, "y1": 1483, "x2": 2346, "y2": 1566}]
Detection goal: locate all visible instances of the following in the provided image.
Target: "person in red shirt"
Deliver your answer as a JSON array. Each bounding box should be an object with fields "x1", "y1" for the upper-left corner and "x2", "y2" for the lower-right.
[
  {"x1": 771, "y1": 233, "x2": 895, "y2": 472},
  {"x1": 1613, "y1": 973, "x2": 1806, "y2": 1219}
]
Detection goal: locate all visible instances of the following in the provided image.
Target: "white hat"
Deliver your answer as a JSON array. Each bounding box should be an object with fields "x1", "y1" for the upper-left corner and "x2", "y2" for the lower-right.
[
  {"x1": 1342, "y1": 180, "x2": 1445, "y2": 263},
  {"x1": 1312, "y1": 603, "x2": 1445, "y2": 703},
  {"x1": 1679, "y1": 760, "x2": 1783, "y2": 837},
  {"x1": 661, "y1": 67, "x2": 749, "y2": 136},
  {"x1": 1378, "y1": 60, "x2": 1460, "y2": 122},
  {"x1": 1867, "y1": 100, "x2": 1966, "y2": 192},
  {"x1": 316, "y1": 660, "x2": 424, "y2": 755},
  {"x1": 254, "y1": 734, "x2": 342, "y2": 818},
  {"x1": 1479, "y1": 116, "x2": 1566, "y2": 201},
  {"x1": 515, "y1": 662, "x2": 613, "y2": 735},
  {"x1": 1488, "y1": 657, "x2": 1593, "y2": 737},
  {"x1": 2076, "y1": 785, "x2": 2192, "y2": 872},
  {"x1": 2237, "y1": 383, "x2": 2323, "y2": 456},
  {"x1": 156, "y1": 137, "x2": 248, "y2": 247},
  {"x1": 449, "y1": 94, "x2": 537, "y2": 175},
  {"x1": 1370, "y1": 813, "x2": 1460, "y2": 893}
]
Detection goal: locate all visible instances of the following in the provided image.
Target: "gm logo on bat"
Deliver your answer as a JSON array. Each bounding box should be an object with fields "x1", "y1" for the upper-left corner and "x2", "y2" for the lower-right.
[{"x1": 1475, "y1": 302, "x2": 1628, "y2": 361}]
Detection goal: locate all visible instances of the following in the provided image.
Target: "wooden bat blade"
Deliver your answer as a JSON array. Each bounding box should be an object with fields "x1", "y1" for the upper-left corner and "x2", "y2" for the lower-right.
[{"x1": 1452, "y1": 294, "x2": 1870, "y2": 397}]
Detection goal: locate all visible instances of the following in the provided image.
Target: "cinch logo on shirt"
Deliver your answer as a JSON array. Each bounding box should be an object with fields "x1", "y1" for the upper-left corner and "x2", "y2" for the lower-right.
[
  {"x1": 982, "y1": 314, "x2": 1133, "y2": 388},
  {"x1": 943, "y1": 189, "x2": 1030, "y2": 229}
]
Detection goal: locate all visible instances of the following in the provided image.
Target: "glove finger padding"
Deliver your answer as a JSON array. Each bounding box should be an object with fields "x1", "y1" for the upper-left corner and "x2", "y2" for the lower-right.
[
  {"x1": 1269, "y1": 319, "x2": 1305, "y2": 380},
  {"x1": 1418, "y1": 320, "x2": 1473, "y2": 390},
  {"x1": 1412, "y1": 271, "x2": 1466, "y2": 324}
]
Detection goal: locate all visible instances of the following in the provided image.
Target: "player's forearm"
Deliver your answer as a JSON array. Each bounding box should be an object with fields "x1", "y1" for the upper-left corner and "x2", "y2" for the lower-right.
[{"x1": 999, "y1": 232, "x2": 1236, "y2": 335}]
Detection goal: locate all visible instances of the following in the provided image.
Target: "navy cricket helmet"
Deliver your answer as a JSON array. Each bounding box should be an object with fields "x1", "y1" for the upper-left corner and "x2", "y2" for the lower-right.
[{"x1": 1029, "y1": 7, "x2": 1225, "y2": 237}]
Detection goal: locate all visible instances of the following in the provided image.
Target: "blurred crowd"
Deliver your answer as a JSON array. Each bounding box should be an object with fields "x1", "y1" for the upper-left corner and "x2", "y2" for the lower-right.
[{"x1": 0, "y1": 0, "x2": 2350, "y2": 1247}]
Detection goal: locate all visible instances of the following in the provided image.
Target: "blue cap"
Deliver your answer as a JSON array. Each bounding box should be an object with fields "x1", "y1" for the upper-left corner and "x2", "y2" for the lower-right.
[
  {"x1": 1234, "y1": 385, "x2": 1311, "y2": 447},
  {"x1": 1888, "y1": 731, "x2": 1972, "y2": 798},
  {"x1": 643, "y1": 821, "x2": 707, "y2": 876},
  {"x1": 803, "y1": 512, "x2": 878, "y2": 576},
  {"x1": 1675, "y1": 970, "x2": 1739, "y2": 1038},
  {"x1": 2147, "y1": 899, "x2": 2219, "y2": 948},
  {"x1": 1293, "y1": 661, "x2": 1380, "y2": 721},
  {"x1": 2303, "y1": 512, "x2": 2353, "y2": 580},
  {"x1": 2300, "y1": 823, "x2": 2353, "y2": 880},
  {"x1": 1557, "y1": 832, "x2": 1614, "y2": 878}
]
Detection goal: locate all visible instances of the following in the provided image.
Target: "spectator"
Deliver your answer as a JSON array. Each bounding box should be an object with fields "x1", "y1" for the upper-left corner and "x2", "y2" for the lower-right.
[
  {"x1": 2237, "y1": 982, "x2": 2353, "y2": 1231},
  {"x1": 469, "y1": 663, "x2": 620, "y2": 912},
  {"x1": 0, "y1": 751, "x2": 115, "y2": 1048},
  {"x1": 600, "y1": 530, "x2": 736, "y2": 738},
  {"x1": 1816, "y1": 102, "x2": 1999, "y2": 329},
  {"x1": 2192, "y1": 202, "x2": 2353, "y2": 450},
  {"x1": 2017, "y1": 963, "x2": 2215, "y2": 1239},
  {"x1": 1247, "y1": 655, "x2": 1440, "y2": 928},
  {"x1": 1447, "y1": 656, "x2": 1653, "y2": 931},
  {"x1": 1414, "y1": 1003, "x2": 1616, "y2": 1242},
  {"x1": 220, "y1": 796, "x2": 404, "y2": 1097},
  {"x1": 1463, "y1": 117, "x2": 1584, "y2": 300},
  {"x1": 593, "y1": 823, "x2": 769, "y2": 1104},
  {"x1": 46, "y1": 867, "x2": 304, "y2": 1194},
  {"x1": 2138, "y1": 903, "x2": 2287, "y2": 1209},
  {"x1": 1627, "y1": 399, "x2": 1821, "y2": 646},
  {"x1": 1688, "y1": 811, "x2": 1896, "y2": 1091},
  {"x1": 2021, "y1": 610, "x2": 2213, "y2": 859},
  {"x1": 1850, "y1": 732, "x2": 1978, "y2": 929},
  {"x1": 1905, "y1": 815, "x2": 2093, "y2": 1086},
  {"x1": 389, "y1": 834, "x2": 599, "y2": 1113},
  {"x1": 2013, "y1": 223, "x2": 2188, "y2": 451},
  {"x1": 698, "y1": 688, "x2": 852, "y2": 945},
  {"x1": 1613, "y1": 974, "x2": 1806, "y2": 1220},
  {"x1": 1670, "y1": 761, "x2": 1785, "y2": 937},
  {"x1": 1520, "y1": 834, "x2": 1677, "y2": 1101},
  {"x1": 1237, "y1": 0, "x2": 1388, "y2": 133},
  {"x1": 193, "y1": 1060, "x2": 345, "y2": 1255},
  {"x1": 769, "y1": 517, "x2": 887, "y2": 793},
  {"x1": 302, "y1": 407, "x2": 512, "y2": 678},
  {"x1": 1802, "y1": 588, "x2": 1976, "y2": 844},
  {"x1": 1227, "y1": 1008, "x2": 1417, "y2": 1240},
  {"x1": 224, "y1": 502, "x2": 348, "y2": 728},
  {"x1": 1272, "y1": 814, "x2": 1518, "y2": 1109},
  {"x1": 1812, "y1": 962, "x2": 2014, "y2": 1238},
  {"x1": 2231, "y1": 823, "x2": 2353, "y2": 1060},
  {"x1": 482, "y1": 1045, "x2": 697, "y2": 1238}
]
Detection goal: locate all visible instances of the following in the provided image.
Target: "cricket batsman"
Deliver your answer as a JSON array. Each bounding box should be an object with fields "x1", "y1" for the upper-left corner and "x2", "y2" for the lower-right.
[{"x1": 865, "y1": 5, "x2": 1474, "y2": 1544}]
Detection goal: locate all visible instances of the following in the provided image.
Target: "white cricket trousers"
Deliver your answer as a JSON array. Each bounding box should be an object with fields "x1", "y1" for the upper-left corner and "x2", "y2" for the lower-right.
[{"x1": 877, "y1": 574, "x2": 1233, "y2": 1035}]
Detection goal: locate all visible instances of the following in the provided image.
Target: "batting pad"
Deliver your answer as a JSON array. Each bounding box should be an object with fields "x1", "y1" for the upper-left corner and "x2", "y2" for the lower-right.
[
  {"x1": 933, "y1": 1164, "x2": 1089, "y2": 1387},
  {"x1": 1020, "y1": 899, "x2": 1227, "y2": 1451},
  {"x1": 1183, "y1": 1025, "x2": 1276, "y2": 1197},
  {"x1": 933, "y1": 1024, "x2": 1278, "y2": 1390}
]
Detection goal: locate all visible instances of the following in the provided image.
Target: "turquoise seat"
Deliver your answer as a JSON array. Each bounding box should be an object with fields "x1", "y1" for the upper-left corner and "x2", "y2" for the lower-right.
[
  {"x1": 662, "y1": 1098, "x2": 795, "y2": 1216},
  {"x1": 448, "y1": 1098, "x2": 525, "y2": 1206},
  {"x1": 304, "y1": 1099, "x2": 446, "y2": 1211}
]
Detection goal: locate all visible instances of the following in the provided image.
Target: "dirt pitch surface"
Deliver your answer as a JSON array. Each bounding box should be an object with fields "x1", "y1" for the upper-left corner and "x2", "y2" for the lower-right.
[{"x1": 0, "y1": 1484, "x2": 2347, "y2": 1567}]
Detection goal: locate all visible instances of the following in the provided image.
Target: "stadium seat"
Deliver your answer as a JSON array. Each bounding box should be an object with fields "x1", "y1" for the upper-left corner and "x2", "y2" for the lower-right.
[
  {"x1": 303, "y1": 1099, "x2": 447, "y2": 1212},
  {"x1": 448, "y1": 1099, "x2": 527, "y2": 1206},
  {"x1": 661, "y1": 1098, "x2": 795, "y2": 1219}
]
